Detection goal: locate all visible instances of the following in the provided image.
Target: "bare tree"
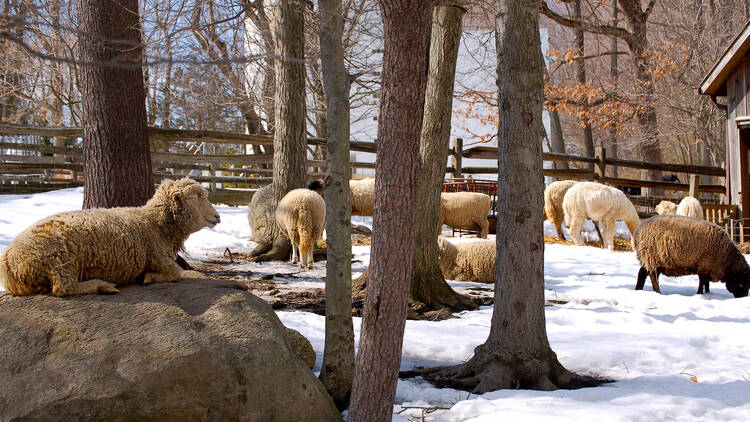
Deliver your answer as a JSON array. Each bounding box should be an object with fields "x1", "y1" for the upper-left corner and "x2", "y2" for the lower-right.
[
  {"x1": 78, "y1": 0, "x2": 153, "y2": 208},
  {"x1": 318, "y1": 0, "x2": 354, "y2": 410},
  {"x1": 410, "y1": 4, "x2": 476, "y2": 315},
  {"x1": 347, "y1": 0, "x2": 432, "y2": 419},
  {"x1": 407, "y1": 0, "x2": 598, "y2": 392}
]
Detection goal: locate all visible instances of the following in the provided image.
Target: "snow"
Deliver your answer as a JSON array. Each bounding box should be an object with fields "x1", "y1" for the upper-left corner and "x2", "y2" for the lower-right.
[{"x1": 2, "y1": 188, "x2": 750, "y2": 421}]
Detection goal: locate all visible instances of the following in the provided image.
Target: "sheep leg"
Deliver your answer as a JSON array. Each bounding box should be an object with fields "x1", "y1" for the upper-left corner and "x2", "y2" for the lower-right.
[
  {"x1": 567, "y1": 217, "x2": 585, "y2": 246},
  {"x1": 635, "y1": 267, "x2": 648, "y2": 290},
  {"x1": 51, "y1": 273, "x2": 119, "y2": 297},
  {"x1": 299, "y1": 238, "x2": 313, "y2": 269},
  {"x1": 649, "y1": 271, "x2": 661, "y2": 294},
  {"x1": 602, "y1": 219, "x2": 616, "y2": 252},
  {"x1": 697, "y1": 274, "x2": 710, "y2": 294},
  {"x1": 147, "y1": 259, "x2": 206, "y2": 284},
  {"x1": 594, "y1": 221, "x2": 604, "y2": 248},
  {"x1": 476, "y1": 218, "x2": 489, "y2": 239},
  {"x1": 289, "y1": 243, "x2": 298, "y2": 264}
]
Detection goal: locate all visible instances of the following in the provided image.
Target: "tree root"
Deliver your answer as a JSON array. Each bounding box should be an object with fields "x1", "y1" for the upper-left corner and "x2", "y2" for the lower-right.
[{"x1": 401, "y1": 347, "x2": 607, "y2": 393}]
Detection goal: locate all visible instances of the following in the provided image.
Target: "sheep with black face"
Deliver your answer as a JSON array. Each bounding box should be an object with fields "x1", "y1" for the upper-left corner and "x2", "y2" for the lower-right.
[{"x1": 633, "y1": 215, "x2": 750, "y2": 297}]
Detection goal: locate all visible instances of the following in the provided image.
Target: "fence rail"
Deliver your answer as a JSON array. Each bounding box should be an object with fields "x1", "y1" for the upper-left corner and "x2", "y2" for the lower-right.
[{"x1": 0, "y1": 125, "x2": 731, "y2": 206}]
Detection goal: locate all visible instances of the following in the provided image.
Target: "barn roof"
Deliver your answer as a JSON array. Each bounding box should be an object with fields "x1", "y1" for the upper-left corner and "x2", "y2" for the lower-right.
[{"x1": 700, "y1": 21, "x2": 750, "y2": 96}]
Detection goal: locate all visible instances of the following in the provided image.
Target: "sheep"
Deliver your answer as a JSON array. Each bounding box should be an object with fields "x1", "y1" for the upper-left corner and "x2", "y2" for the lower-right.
[
  {"x1": 655, "y1": 200, "x2": 678, "y2": 215},
  {"x1": 563, "y1": 182, "x2": 640, "y2": 252},
  {"x1": 247, "y1": 183, "x2": 274, "y2": 244},
  {"x1": 0, "y1": 178, "x2": 218, "y2": 297},
  {"x1": 633, "y1": 215, "x2": 750, "y2": 297},
  {"x1": 436, "y1": 237, "x2": 495, "y2": 283},
  {"x1": 677, "y1": 196, "x2": 703, "y2": 219},
  {"x1": 439, "y1": 192, "x2": 491, "y2": 238},
  {"x1": 350, "y1": 178, "x2": 375, "y2": 216},
  {"x1": 544, "y1": 180, "x2": 578, "y2": 239},
  {"x1": 275, "y1": 185, "x2": 326, "y2": 269}
]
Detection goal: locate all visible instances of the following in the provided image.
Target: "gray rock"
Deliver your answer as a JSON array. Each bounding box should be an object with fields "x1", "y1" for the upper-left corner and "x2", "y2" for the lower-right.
[
  {"x1": 283, "y1": 328, "x2": 316, "y2": 370},
  {"x1": 0, "y1": 278, "x2": 341, "y2": 421}
]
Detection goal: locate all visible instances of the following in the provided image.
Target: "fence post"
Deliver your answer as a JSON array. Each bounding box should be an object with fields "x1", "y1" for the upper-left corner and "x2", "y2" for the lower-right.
[
  {"x1": 688, "y1": 174, "x2": 700, "y2": 198},
  {"x1": 595, "y1": 147, "x2": 607, "y2": 182},
  {"x1": 452, "y1": 138, "x2": 463, "y2": 178}
]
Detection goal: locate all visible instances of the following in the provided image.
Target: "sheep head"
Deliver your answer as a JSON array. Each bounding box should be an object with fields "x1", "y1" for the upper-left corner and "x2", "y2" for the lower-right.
[
  {"x1": 655, "y1": 201, "x2": 677, "y2": 215},
  {"x1": 151, "y1": 178, "x2": 220, "y2": 234},
  {"x1": 724, "y1": 269, "x2": 750, "y2": 298}
]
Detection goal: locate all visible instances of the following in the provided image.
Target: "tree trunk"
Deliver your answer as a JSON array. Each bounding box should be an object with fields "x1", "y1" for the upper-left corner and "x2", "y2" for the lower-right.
[
  {"x1": 411, "y1": 5, "x2": 476, "y2": 314},
  {"x1": 621, "y1": 0, "x2": 662, "y2": 184},
  {"x1": 317, "y1": 0, "x2": 354, "y2": 410},
  {"x1": 347, "y1": 0, "x2": 431, "y2": 420},
  {"x1": 406, "y1": 0, "x2": 598, "y2": 393},
  {"x1": 609, "y1": 0, "x2": 619, "y2": 177},
  {"x1": 574, "y1": 0, "x2": 595, "y2": 170},
  {"x1": 250, "y1": 0, "x2": 308, "y2": 261},
  {"x1": 78, "y1": 0, "x2": 153, "y2": 208},
  {"x1": 549, "y1": 108, "x2": 568, "y2": 170}
]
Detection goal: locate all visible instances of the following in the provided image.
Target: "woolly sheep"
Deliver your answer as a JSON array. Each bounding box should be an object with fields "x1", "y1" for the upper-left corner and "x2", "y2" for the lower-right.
[
  {"x1": 350, "y1": 178, "x2": 375, "y2": 216},
  {"x1": 247, "y1": 183, "x2": 274, "y2": 244},
  {"x1": 633, "y1": 215, "x2": 750, "y2": 297},
  {"x1": 655, "y1": 200, "x2": 678, "y2": 215},
  {"x1": 439, "y1": 192, "x2": 491, "y2": 238},
  {"x1": 544, "y1": 180, "x2": 578, "y2": 239},
  {"x1": 436, "y1": 237, "x2": 495, "y2": 283},
  {"x1": 0, "y1": 178, "x2": 218, "y2": 296},
  {"x1": 563, "y1": 182, "x2": 639, "y2": 252},
  {"x1": 677, "y1": 196, "x2": 703, "y2": 219},
  {"x1": 275, "y1": 185, "x2": 326, "y2": 269}
]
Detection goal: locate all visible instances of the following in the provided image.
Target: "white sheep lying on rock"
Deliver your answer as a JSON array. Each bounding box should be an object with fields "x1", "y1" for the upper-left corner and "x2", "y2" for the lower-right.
[
  {"x1": 633, "y1": 215, "x2": 750, "y2": 297},
  {"x1": 439, "y1": 192, "x2": 491, "y2": 238},
  {"x1": 563, "y1": 182, "x2": 639, "y2": 252},
  {"x1": 0, "y1": 178, "x2": 218, "y2": 296},
  {"x1": 677, "y1": 196, "x2": 703, "y2": 219},
  {"x1": 350, "y1": 178, "x2": 375, "y2": 216},
  {"x1": 275, "y1": 185, "x2": 326, "y2": 269},
  {"x1": 655, "y1": 200, "x2": 678, "y2": 215},
  {"x1": 437, "y1": 237, "x2": 495, "y2": 283}
]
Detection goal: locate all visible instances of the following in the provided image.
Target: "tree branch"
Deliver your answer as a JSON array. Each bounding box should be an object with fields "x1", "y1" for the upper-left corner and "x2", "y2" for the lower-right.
[{"x1": 539, "y1": 0, "x2": 633, "y2": 43}]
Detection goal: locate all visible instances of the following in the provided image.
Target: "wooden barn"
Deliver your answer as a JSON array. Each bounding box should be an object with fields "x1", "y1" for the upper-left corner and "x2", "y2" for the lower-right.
[{"x1": 700, "y1": 22, "x2": 750, "y2": 237}]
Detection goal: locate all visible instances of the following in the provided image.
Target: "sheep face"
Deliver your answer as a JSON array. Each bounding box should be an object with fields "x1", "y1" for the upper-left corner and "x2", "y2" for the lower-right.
[
  {"x1": 175, "y1": 184, "x2": 220, "y2": 233},
  {"x1": 724, "y1": 271, "x2": 750, "y2": 298}
]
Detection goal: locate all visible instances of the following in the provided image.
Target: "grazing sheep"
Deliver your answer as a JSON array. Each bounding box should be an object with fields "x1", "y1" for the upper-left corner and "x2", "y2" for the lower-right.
[
  {"x1": 677, "y1": 196, "x2": 703, "y2": 219},
  {"x1": 437, "y1": 237, "x2": 495, "y2": 283},
  {"x1": 275, "y1": 186, "x2": 326, "y2": 269},
  {"x1": 655, "y1": 200, "x2": 678, "y2": 215},
  {"x1": 563, "y1": 182, "x2": 639, "y2": 252},
  {"x1": 633, "y1": 215, "x2": 750, "y2": 297},
  {"x1": 350, "y1": 178, "x2": 375, "y2": 216},
  {"x1": 439, "y1": 192, "x2": 491, "y2": 238},
  {"x1": 544, "y1": 180, "x2": 578, "y2": 239},
  {"x1": 0, "y1": 178, "x2": 218, "y2": 296}
]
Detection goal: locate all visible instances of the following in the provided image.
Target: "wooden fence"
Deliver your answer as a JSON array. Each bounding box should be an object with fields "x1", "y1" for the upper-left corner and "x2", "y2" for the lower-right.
[{"x1": 0, "y1": 125, "x2": 729, "y2": 207}]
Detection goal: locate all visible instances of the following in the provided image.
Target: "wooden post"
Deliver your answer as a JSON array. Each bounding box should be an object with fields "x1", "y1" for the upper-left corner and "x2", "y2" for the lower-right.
[
  {"x1": 595, "y1": 147, "x2": 606, "y2": 182},
  {"x1": 688, "y1": 174, "x2": 699, "y2": 198},
  {"x1": 452, "y1": 138, "x2": 463, "y2": 178}
]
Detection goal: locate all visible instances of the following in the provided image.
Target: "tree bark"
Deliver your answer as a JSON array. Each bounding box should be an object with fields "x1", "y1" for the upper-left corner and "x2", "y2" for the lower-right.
[
  {"x1": 406, "y1": 0, "x2": 598, "y2": 393},
  {"x1": 78, "y1": 0, "x2": 153, "y2": 208},
  {"x1": 574, "y1": 0, "x2": 595, "y2": 170},
  {"x1": 410, "y1": 5, "x2": 476, "y2": 314},
  {"x1": 348, "y1": 0, "x2": 431, "y2": 420},
  {"x1": 317, "y1": 0, "x2": 354, "y2": 410},
  {"x1": 608, "y1": 0, "x2": 619, "y2": 177},
  {"x1": 250, "y1": 0, "x2": 308, "y2": 262}
]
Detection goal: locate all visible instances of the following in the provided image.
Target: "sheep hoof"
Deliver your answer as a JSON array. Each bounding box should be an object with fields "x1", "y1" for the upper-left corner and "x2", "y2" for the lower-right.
[{"x1": 97, "y1": 282, "x2": 120, "y2": 294}]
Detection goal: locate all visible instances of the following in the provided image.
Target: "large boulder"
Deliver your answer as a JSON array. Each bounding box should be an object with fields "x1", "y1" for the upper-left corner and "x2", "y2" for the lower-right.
[{"x1": 0, "y1": 278, "x2": 341, "y2": 421}]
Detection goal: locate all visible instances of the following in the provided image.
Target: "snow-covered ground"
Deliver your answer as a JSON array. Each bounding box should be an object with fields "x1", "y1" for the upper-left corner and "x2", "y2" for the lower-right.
[{"x1": 2, "y1": 188, "x2": 750, "y2": 421}]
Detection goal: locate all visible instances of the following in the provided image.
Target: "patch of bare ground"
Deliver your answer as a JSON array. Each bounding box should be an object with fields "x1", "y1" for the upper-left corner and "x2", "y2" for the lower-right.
[{"x1": 544, "y1": 235, "x2": 633, "y2": 252}]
